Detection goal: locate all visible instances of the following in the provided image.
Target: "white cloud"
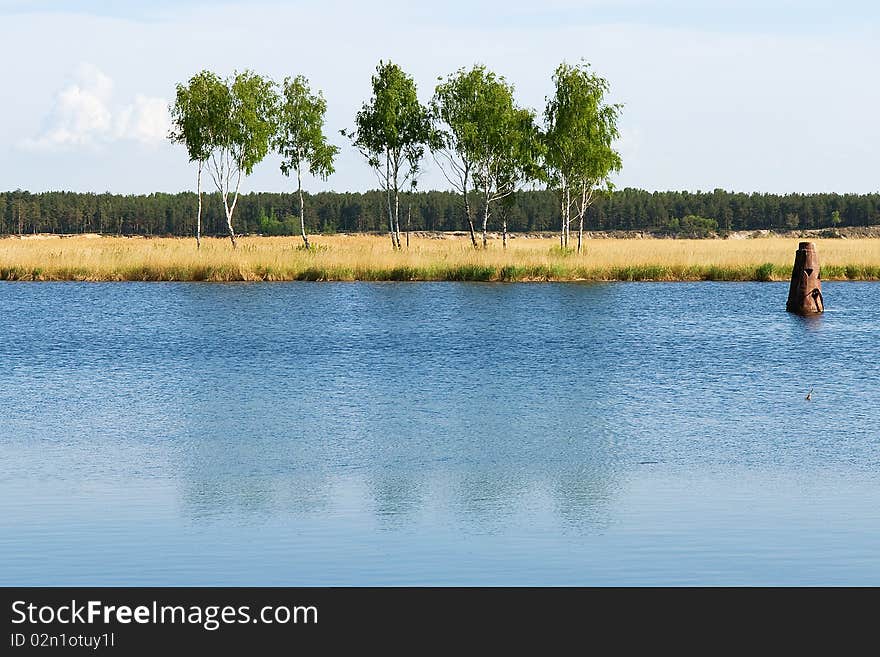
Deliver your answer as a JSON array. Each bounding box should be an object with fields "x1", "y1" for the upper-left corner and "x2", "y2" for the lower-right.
[
  {"x1": 23, "y1": 63, "x2": 169, "y2": 151},
  {"x1": 115, "y1": 95, "x2": 171, "y2": 145},
  {"x1": 23, "y1": 63, "x2": 113, "y2": 149}
]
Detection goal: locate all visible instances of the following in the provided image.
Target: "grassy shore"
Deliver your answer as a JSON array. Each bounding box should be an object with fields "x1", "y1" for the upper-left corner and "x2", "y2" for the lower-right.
[{"x1": 2, "y1": 233, "x2": 880, "y2": 282}]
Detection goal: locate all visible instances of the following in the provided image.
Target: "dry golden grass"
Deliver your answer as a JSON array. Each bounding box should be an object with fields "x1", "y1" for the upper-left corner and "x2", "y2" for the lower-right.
[{"x1": 2, "y1": 233, "x2": 880, "y2": 281}]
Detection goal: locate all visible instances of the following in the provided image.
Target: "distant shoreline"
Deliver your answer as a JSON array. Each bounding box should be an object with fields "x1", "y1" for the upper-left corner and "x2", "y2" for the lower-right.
[
  {"x1": 5, "y1": 225, "x2": 880, "y2": 242},
  {"x1": 2, "y1": 233, "x2": 879, "y2": 282}
]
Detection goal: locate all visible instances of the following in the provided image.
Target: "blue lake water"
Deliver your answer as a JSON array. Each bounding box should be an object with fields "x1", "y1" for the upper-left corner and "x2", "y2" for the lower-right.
[{"x1": 0, "y1": 281, "x2": 878, "y2": 585}]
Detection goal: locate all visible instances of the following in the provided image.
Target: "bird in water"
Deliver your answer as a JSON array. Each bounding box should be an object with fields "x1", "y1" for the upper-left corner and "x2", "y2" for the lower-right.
[{"x1": 805, "y1": 387, "x2": 814, "y2": 401}]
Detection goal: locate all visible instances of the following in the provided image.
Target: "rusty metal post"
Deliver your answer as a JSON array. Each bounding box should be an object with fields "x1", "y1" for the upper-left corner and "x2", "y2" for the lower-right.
[{"x1": 786, "y1": 241, "x2": 824, "y2": 314}]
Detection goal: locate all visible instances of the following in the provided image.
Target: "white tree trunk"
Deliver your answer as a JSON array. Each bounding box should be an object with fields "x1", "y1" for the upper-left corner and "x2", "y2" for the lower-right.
[
  {"x1": 559, "y1": 187, "x2": 566, "y2": 247},
  {"x1": 224, "y1": 209, "x2": 237, "y2": 248},
  {"x1": 481, "y1": 181, "x2": 491, "y2": 249},
  {"x1": 578, "y1": 215, "x2": 584, "y2": 254},
  {"x1": 297, "y1": 163, "x2": 310, "y2": 249},
  {"x1": 224, "y1": 170, "x2": 242, "y2": 249},
  {"x1": 559, "y1": 194, "x2": 565, "y2": 249},
  {"x1": 393, "y1": 185, "x2": 401, "y2": 250},
  {"x1": 384, "y1": 150, "x2": 397, "y2": 249},
  {"x1": 196, "y1": 162, "x2": 202, "y2": 250},
  {"x1": 463, "y1": 182, "x2": 478, "y2": 249},
  {"x1": 577, "y1": 184, "x2": 593, "y2": 254},
  {"x1": 564, "y1": 186, "x2": 571, "y2": 248},
  {"x1": 208, "y1": 152, "x2": 240, "y2": 249}
]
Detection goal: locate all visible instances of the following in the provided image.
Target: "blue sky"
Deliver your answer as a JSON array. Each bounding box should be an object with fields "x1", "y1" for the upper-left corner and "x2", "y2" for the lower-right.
[
  {"x1": 2, "y1": 1, "x2": 877, "y2": 31},
  {"x1": 1, "y1": 1, "x2": 878, "y2": 194}
]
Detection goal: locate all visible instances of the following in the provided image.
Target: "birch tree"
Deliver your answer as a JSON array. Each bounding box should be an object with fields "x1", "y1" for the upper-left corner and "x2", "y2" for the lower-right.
[
  {"x1": 169, "y1": 71, "x2": 227, "y2": 249},
  {"x1": 544, "y1": 61, "x2": 622, "y2": 253},
  {"x1": 344, "y1": 61, "x2": 430, "y2": 250},
  {"x1": 432, "y1": 66, "x2": 540, "y2": 248},
  {"x1": 472, "y1": 103, "x2": 541, "y2": 249},
  {"x1": 494, "y1": 117, "x2": 543, "y2": 249},
  {"x1": 431, "y1": 67, "x2": 482, "y2": 248},
  {"x1": 205, "y1": 71, "x2": 277, "y2": 248},
  {"x1": 274, "y1": 75, "x2": 338, "y2": 249}
]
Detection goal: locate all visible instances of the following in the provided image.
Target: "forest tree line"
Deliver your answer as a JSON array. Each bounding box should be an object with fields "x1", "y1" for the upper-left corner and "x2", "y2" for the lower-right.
[{"x1": 1, "y1": 188, "x2": 878, "y2": 237}]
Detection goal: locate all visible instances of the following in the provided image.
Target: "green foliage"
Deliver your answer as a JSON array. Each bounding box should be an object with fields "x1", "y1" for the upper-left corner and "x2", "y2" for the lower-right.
[
  {"x1": 433, "y1": 65, "x2": 513, "y2": 172},
  {"x1": 498, "y1": 265, "x2": 526, "y2": 280},
  {"x1": 754, "y1": 263, "x2": 775, "y2": 281},
  {"x1": 169, "y1": 70, "x2": 229, "y2": 164},
  {"x1": 659, "y1": 214, "x2": 719, "y2": 237},
  {"x1": 442, "y1": 264, "x2": 496, "y2": 281},
  {"x1": 608, "y1": 265, "x2": 669, "y2": 281},
  {"x1": 346, "y1": 60, "x2": 431, "y2": 186},
  {"x1": 544, "y1": 61, "x2": 622, "y2": 195},
  {"x1": 432, "y1": 66, "x2": 541, "y2": 203},
  {"x1": 296, "y1": 242, "x2": 330, "y2": 253},
  {"x1": 343, "y1": 60, "x2": 431, "y2": 247},
  {"x1": 170, "y1": 69, "x2": 277, "y2": 175},
  {"x1": 228, "y1": 70, "x2": 278, "y2": 176},
  {"x1": 274, "y1": 76, "x2": 338, "y2": 181},
  {"x1": 168, "y1": 68, "x2": 278, "y2": 245},
  {"x1": 544, "y1": 60, "x2": 621, "y2": 248},
  {"x1": 258, "y1": 209, "x2": 300, "y2": 236},
  {"x1": 837, "y1": 264, "x2": 880, "y2": 279},
  {"x1": 482, "y1": 105, "x2": 543, "y2": 202}
]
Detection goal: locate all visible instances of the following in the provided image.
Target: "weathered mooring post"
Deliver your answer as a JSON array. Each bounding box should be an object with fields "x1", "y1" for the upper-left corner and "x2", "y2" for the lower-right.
[{"x1": 786, "y1": 241, "x2": 824, "y2": 314}]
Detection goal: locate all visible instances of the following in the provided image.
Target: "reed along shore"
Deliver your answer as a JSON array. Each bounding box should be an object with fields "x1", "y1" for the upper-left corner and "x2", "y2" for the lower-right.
[{"x1": 2, "y1": 234, "x2": 880, "y2": 282}]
